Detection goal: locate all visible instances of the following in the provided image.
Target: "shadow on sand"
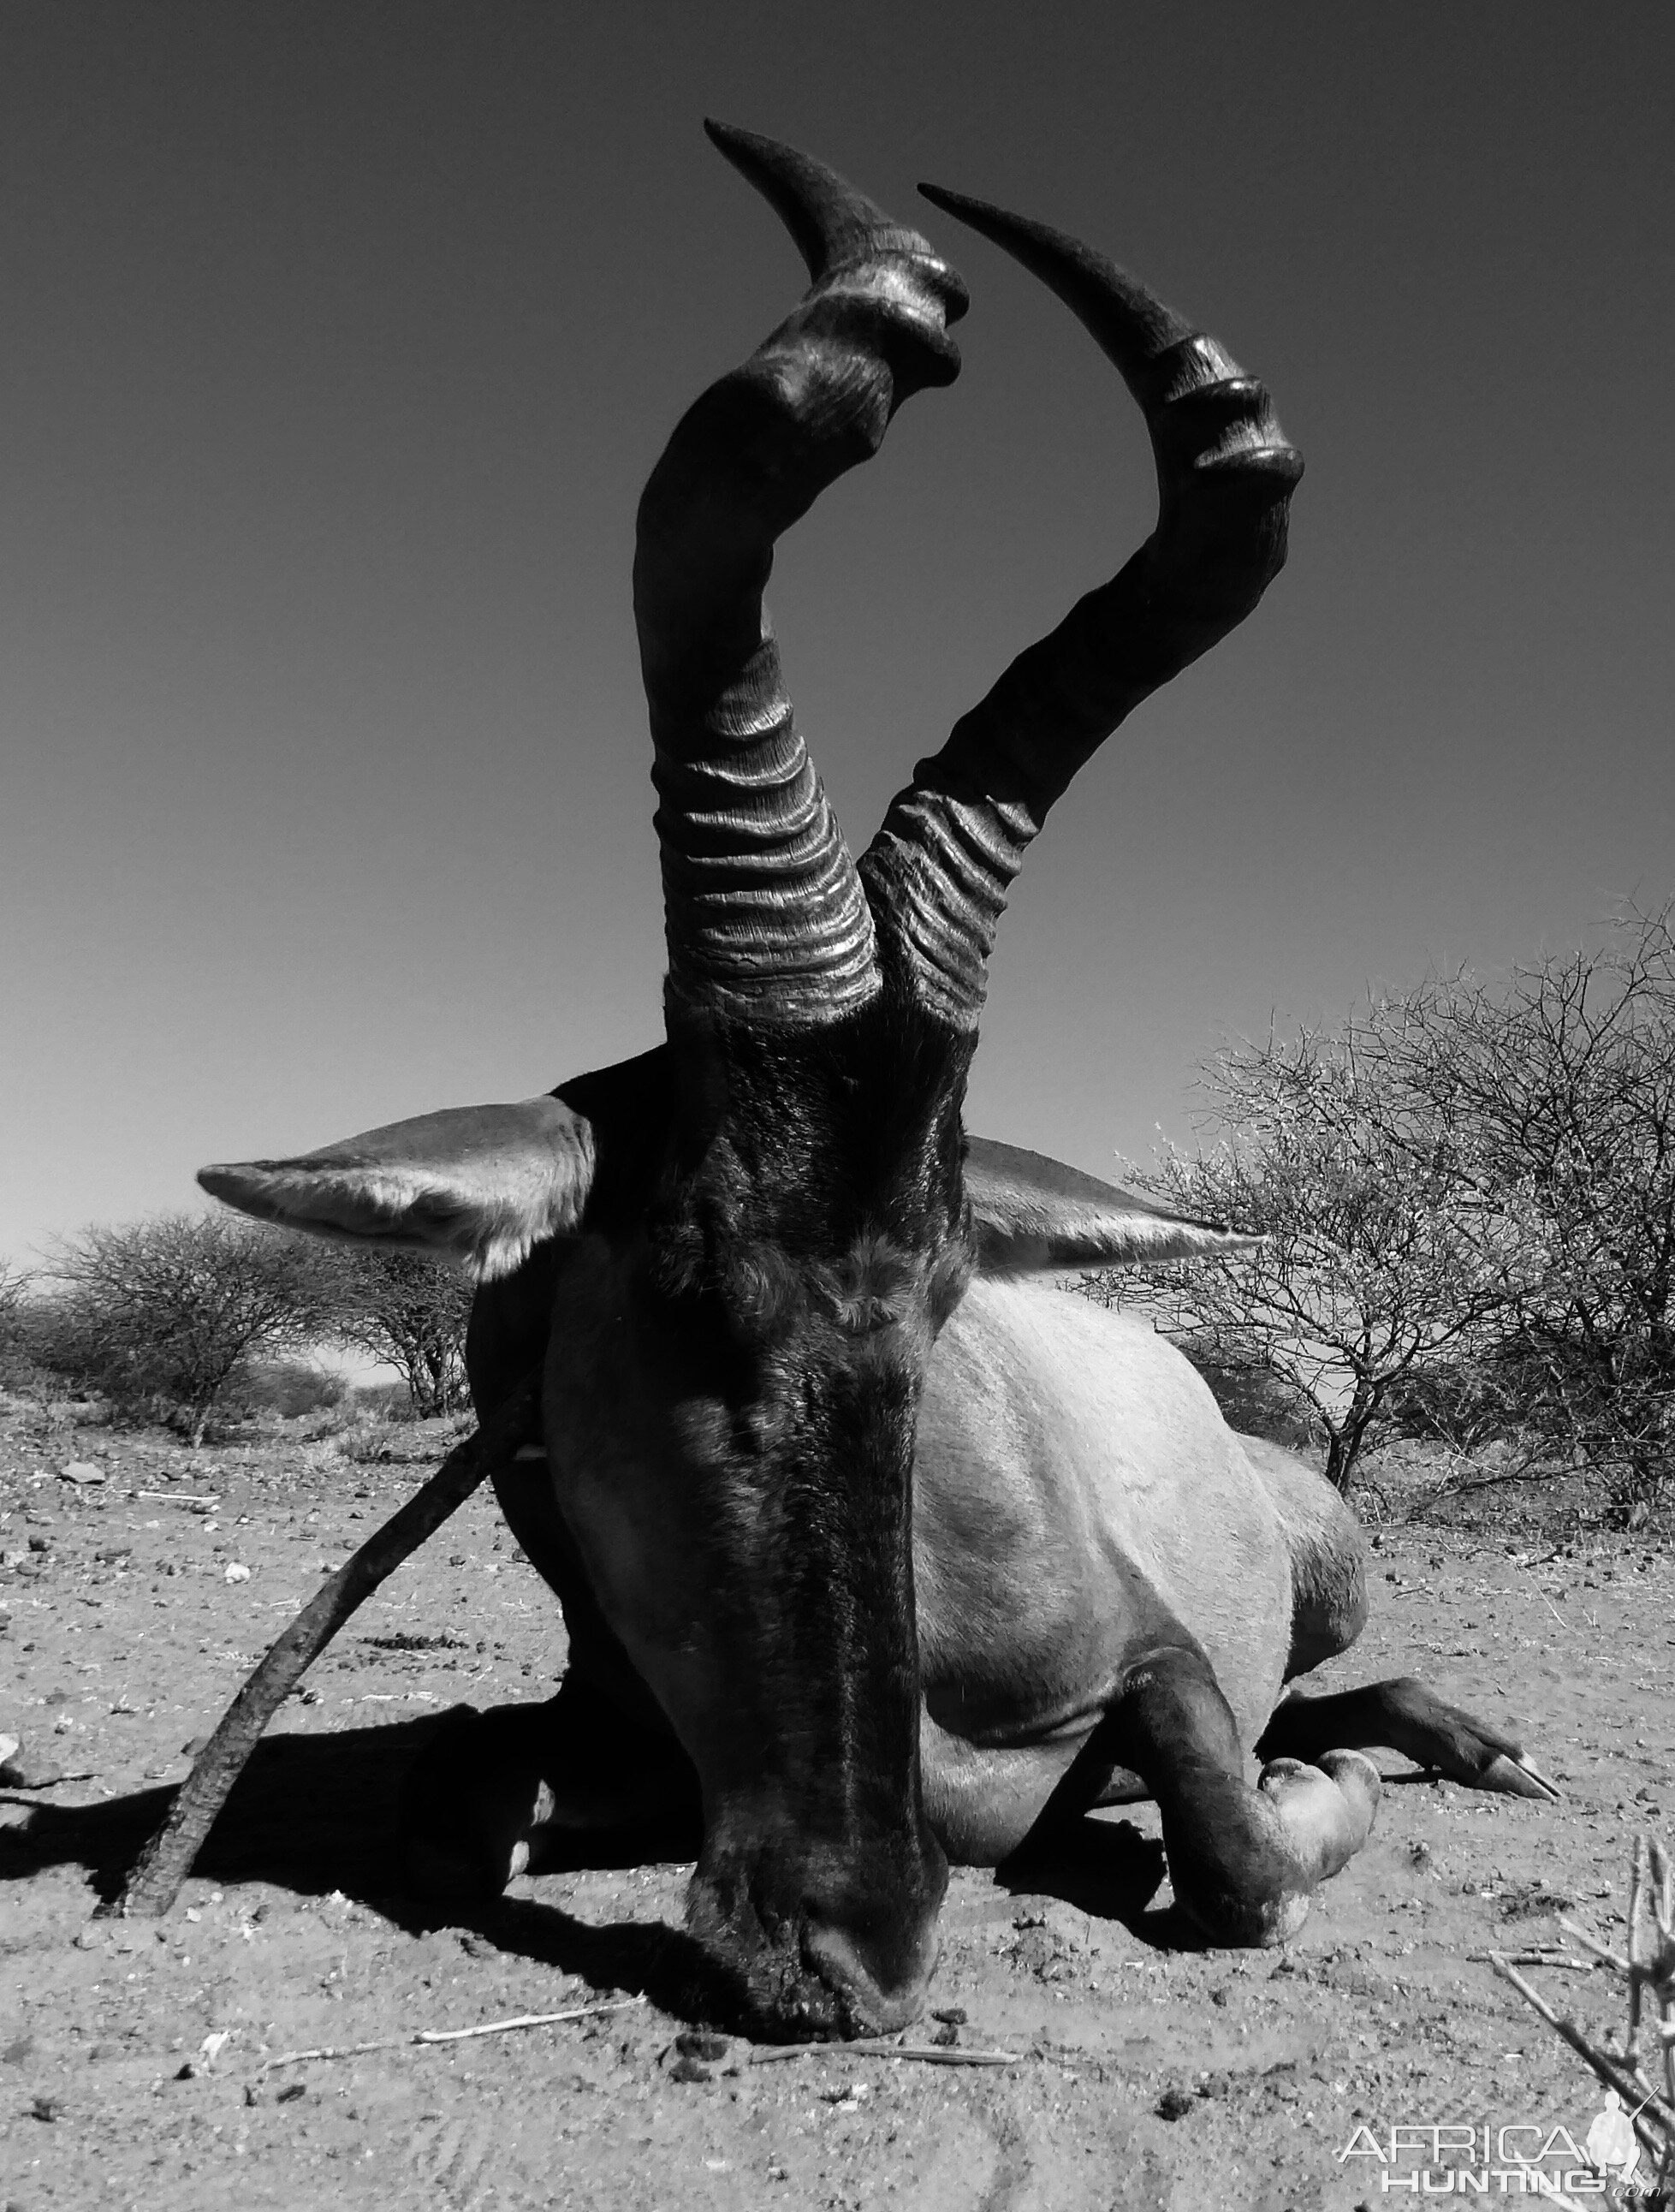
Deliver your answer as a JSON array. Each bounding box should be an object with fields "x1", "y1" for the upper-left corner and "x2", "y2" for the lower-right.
[
  {"x1": 996, "y1": 1812, "x2": 1191, "y2": 1950},
  {"x1": 0, "y1": 1713, "x2": 726, "y2": 2018},
  {"x1": 3, "y1": 1710, "x2": 1208, "y2": 2007}
]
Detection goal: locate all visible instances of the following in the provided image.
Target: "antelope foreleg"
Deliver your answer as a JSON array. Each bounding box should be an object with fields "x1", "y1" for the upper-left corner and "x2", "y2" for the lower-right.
[{"x1": 1062, "y1": 1645, "x2": 1381, "y2": 1946}]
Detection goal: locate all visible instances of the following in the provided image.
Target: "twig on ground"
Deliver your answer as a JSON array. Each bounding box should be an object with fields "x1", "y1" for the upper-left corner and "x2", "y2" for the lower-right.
[
  {"x1": 259, "y1": 1995, "x2": 645, "y2": 2072},
  {"x1": 1435, "y1": 1467, "x2": 1564, "y2": 1498},
  {"x1": 103, "y1": 1371, "x2": 542, "y2": 1919},
  {"x1": 1556, "y1": 1917, "x2": 1632, "y2": 1975},
  {"x1": 1468, "y1": 1948, "x2": 1595, "y2": 1970},
  {"x1": 749, "y1": 2038, "x2": 1023, "y2": 2067}
]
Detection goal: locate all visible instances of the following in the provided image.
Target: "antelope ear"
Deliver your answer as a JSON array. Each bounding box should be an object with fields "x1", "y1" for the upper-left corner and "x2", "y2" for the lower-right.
[
  {"x1": 198, "y1": 1096, "x2": 595, "y2": 1281},
  {"x1": 965, "y1": 1135, "x2": 1256, "y2": 1274}
]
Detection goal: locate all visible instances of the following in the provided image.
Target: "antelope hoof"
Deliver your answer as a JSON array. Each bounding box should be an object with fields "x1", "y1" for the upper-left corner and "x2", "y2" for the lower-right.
[
  {"x1": 1316, "y1": 1747, "x2": 1383, "y2": 1837},
  {"x1": 1400, "y1": 1691, "x2": 1562, "y2": 1799},
  {"x1": 1480, "y1": 1751, "x2": 1562, "y2": 1802},
  {"x1": 1257, "y1": 1748, "x2": 1381, "y2": 1887}
]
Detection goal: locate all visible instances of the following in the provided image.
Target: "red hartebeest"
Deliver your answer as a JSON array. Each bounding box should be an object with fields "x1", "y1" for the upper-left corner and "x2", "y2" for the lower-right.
[{"x1": 202, "y1": 125, "x2": 1553, "y2": 2042}]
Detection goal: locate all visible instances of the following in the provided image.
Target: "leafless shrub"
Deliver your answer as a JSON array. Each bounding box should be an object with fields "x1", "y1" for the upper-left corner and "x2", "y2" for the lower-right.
[
  {"x1": 229, "y1": 1359, "x2": 349, "y2": 1421},
  {"x1": 1086, "y1": 1009, "x2": 1534, "y2": 1490},
  {"x1": 1391, "y1": 904, "x2": 1675, "y2": 1514},
  {"x1": 1091, "y1": 904, "x2": 1675, "y2": 1507},
  {"x1": 35, "y1": 1213, "x2": 339, "y2": 1445},
  {"x1": 0, "y1": 1261, "x2": 35, "y2": 1386},
  {"x1": 318, "y1": 1248, "x2": 475, "y2": 1418}
]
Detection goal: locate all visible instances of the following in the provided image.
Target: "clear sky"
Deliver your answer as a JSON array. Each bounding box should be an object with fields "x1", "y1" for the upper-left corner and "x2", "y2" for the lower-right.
[{"x1": 3, "y1": 3, "x2": 1671, "y2": 1263}]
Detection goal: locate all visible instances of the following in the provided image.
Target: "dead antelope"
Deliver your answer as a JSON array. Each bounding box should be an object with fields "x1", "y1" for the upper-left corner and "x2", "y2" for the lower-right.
[{"x1": 202, "y1": 123, "x2": 1554, "y2": 2042}]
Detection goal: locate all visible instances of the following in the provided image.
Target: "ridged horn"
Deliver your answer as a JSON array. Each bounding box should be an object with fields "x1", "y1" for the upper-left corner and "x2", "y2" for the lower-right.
[
  {"x1": 636, "y1": 128, "x2": 966, "y2": 1032},
  {"x1": 859, "y1": 187, "x2": 1302, "y2": 1032}
]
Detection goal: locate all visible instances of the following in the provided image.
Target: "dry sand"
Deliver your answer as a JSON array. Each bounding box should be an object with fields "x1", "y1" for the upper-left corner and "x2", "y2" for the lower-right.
[{"x1": 3, "y1": 1400, "x2": 1671, "y2": 2209}]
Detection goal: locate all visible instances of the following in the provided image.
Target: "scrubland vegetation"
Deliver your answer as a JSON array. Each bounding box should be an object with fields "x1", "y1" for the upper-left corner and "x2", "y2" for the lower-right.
[
  {"x1": 6, "y1": 906, "x2": 1671, "y2": 1526},
  {"x1": 1090, "y1": 904, "x2": 1675, "y2": 1520},
  {"x1": 2, "y1": 1223, "x2": 472, "y2": 1445}
]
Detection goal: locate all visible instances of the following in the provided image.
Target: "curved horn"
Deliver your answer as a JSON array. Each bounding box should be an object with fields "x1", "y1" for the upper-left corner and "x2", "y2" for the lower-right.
[
  {"x1": 704, "y1": 121, "x2": 945, "y2": 287},
  {"x1": 637, "y1": 125, "x2": 967, "y2": 1031},
  {"x1": 859, "y1": 187, "x2": 1302, "y2": 1031}
]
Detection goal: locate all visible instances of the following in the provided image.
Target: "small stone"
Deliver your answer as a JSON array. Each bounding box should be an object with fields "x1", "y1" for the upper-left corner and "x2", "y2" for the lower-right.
[
  {"x1": 174, "y1": 2061, "x2": 197, "y2": 2080},
  {"x1": 276, "y1": 2081, "x2": 306, "y2": 2103},
  {"x1": 930, "y1": 2006, "x2": 967, "y2": 2026},
  {"x1": 674, "y1": 2030, "x2": 730, "y2": 2061},
  {"x1": 61, "y1": 1462, "x2": 105, "y2": 1486},
  {"x1": 181, "y1": 1737, "x2": 210, "y2": 1758},
  {"x1": 31, "y1": 2091, "x2": 63, "y2": 2121},
  {"x1": 667, "y1": 2054, "x2": 711, "y2": 2084},
  {"x1": 1155, "y1": 2086, "x2": 1196, "y2": 2121},
  {"x1": 223, "y1": 1562, "x2": 252, "y2": 1584}
]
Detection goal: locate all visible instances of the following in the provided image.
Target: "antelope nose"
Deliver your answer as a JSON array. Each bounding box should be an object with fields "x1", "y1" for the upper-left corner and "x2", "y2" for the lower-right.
[{"x1": 800, "y1": 1910, "x2": 936, "y2": 2037}]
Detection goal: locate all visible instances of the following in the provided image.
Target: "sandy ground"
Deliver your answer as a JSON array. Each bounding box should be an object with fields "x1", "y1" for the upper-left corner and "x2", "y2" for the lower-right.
[{"x1": 3, "y1": 1394, "x2": 1672, "y2": 2212}]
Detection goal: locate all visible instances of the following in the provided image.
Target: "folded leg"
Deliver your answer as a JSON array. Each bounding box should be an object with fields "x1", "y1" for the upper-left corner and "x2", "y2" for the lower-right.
[
  {"x1": 1037, "y1": 1642, "x2": 1381, "y2": 1945},
  {"x1": 1256, "y1": 1676, "x2": 1559, "y2": 1800}
]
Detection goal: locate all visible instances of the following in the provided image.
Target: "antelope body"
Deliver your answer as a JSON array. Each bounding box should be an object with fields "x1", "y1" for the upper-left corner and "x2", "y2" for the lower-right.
[{"x1": 202, "y1": 126, "x2": 1553, "y2": 2041}]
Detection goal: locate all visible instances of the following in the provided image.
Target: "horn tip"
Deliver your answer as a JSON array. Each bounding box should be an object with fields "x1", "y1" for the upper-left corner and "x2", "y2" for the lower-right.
[
  {"x1": 918, "y1": 181, "x2": 1011, "y2": 228},
  {"x1": 922, "y1": 181, "x2": 1195, "y2": 362},
  {"x1": 917, "y1": 181, "x2": 1041, "y2": 267},
  {"x1": 704, "y1": 117, "x2": 772, "y2": 174}
]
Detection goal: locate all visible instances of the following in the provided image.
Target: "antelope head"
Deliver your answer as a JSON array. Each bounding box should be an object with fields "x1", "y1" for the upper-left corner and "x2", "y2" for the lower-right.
[{"x1": 200, "y1": 123, "x2": 1299, "y2": 2038}]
